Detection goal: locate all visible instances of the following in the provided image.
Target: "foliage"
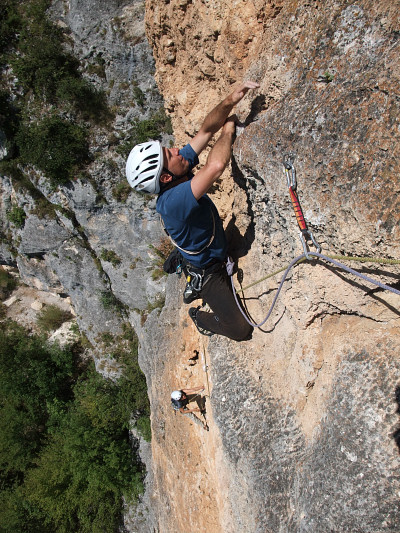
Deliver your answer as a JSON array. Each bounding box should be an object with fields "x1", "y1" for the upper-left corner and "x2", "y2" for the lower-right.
[
  {"x1": 110, "y1": 324, "x2": 151, "y2": 441},
  {"x1": 0, "y1": 267, "x2": 17, "y2": 298},
  {"x1": 55, "y1": 76, "x2": 111, "y2": 123},
  {"x1": 0, "y1": 90, "x2": 19, "y2": 156},
  {"x1": 117, "y1": 109, "x2": 173, "y2": 158},
  {"x1": 136, "y1": 415, "x2": 151, "y2": 442},
  {"x1": 1, "y1": 0, "x2": 111, "y2": 189},
  {"x1": 132, "y1": 85, "x2": 145, "y2": 108},
  {"x1": 112, "y1": 181, "x2": 132, "y2": 203},
  {"x1": 100, "y1": 248, "x2": 122, "y2": 267},
  {"x1": 11, "y1": 8, "x2": 78, "y2": 101},
  {"x1": 36, "y1": 304, "x2": 73, "y2": 333},
  {"x1": 6, "y1": 205, "x2": 26, "y2": 228},
  {"x1": 0, "y1": 321, "x2": 76, "y2": 490},
  {"x1": 23, "y1": 368, "x2": 145, "y2": 533},
  {"x1": 149, "y1": 236, "x2": 174, "y2": 280},
  {"x1": 99, "y1": 290, "x2": 125, "y2": 313},
  {"x1": 16, "y1": 115, "x2": 89, "y2": 185},
  {"x1": 0, "y1": 0, "x2": 22, "y2": 57},
  {"x1": 0, "y1": 320, "x2": 149, "y2": 531}
]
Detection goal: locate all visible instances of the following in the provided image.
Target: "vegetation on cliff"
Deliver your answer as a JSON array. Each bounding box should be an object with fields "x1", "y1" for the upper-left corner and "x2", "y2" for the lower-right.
[
  {"x1": 0, "y1": 0, "x2": 112, "y2": 186},
  {"x1": 0, "y1": 320, "x2": 149, "y2": 532}
]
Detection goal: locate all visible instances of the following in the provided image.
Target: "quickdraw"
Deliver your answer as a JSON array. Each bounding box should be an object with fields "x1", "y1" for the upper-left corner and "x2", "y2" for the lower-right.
[{"x1": 283, "y1": 154, "x2": 321, "y2": 259}]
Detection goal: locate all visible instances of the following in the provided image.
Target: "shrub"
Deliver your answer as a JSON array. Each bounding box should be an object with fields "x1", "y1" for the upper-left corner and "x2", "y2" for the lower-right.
[
  {"x1": 100, "y1": 247, "x2": 122, "y2": 267},
  {"x1": 16, "y1": 115, "x2": 89, "y2": 185},
  {"x1": 23, "y1": 367, "x2": 145, "y2": 532},
  {"x1": 2, "y1": 0, "x2": 112, "y2": 191},
  {"x1": 99, "y1": 290, "x2": 125, "y2": 312},
  {"x1": 136, "y1": 415, "x2": 151, "y2": 442},
  {"x1": 36, "y1": 304, "x2": 73, "y2": 332},
  {"x1": 56, "y1": 76, "x2": 111, "y2": 124},
  {"x1": 132, "y1": 85, "x2": 145, "y2": 107},
  {"x1": 117, "y1": 109, "x2": 173, "y2": 158},
  {"x1": 149, "y1": 237, "x2": 174, "y2": 280},
  {"x1": 0, "y1": 0, "x2": 22, "y2": 58},
  {"x1": 6, "y1": 205, "x2": 26, "y2": 228},
  {"x1": 0, "y1": 266, "x2": 17, "y2": 298},
  {"x1": 11, "y1": 13, "x2": 78, "y2": 100},
  {"x1": 112, "y1": 181, "x2": 132, "y2": 203}
]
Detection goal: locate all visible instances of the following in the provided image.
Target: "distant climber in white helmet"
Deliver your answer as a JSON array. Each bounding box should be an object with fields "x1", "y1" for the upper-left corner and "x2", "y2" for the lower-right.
[
  {"x1": 170, "y1": 386, "x2": 205, "y2": 414},
  {"x1": 126, "y1": 81, "x2": 260, "y2": 340}
]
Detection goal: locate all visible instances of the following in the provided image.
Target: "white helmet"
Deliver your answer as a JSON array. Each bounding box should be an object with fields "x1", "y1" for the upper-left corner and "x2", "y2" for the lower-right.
[
  {"x1": 126, "y1": 141, "x2": 163, "y2": 194},
  {"x1": 171, "y1": 390, "x2": 183, "y2": 401}
]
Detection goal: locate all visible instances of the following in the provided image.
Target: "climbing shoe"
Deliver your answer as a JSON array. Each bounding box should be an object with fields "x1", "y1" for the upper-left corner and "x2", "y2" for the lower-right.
[{"x1": 189, "y1": 306, "x2": 214, "y2": 337}]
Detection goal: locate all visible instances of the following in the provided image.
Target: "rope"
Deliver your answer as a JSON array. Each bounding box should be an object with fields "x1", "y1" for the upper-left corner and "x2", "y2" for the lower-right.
[
  {"x1": 238, "y1": 254, "x2": 400, "y2": 293},
  {"x1": 227, "y1": 252, "x2": 400, "y2": 329},
  {"x1": 201, "y1": 339, "x2": 211, "y2": 398}
]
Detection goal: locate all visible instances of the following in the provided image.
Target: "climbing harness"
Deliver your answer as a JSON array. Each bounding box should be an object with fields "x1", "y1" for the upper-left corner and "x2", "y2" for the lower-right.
[
  {"x1": 227, "y1": 157, "x2": 400, "y2": 329},
  {"x1": 283, "y1": 154, "x2": 321, "y2": 259},
  {"x1": 183, "y1": 261, "x2": 223, "y2": 304},
  {"x1": 183, "y1": 270, "x2": 203, "y2": 303}
]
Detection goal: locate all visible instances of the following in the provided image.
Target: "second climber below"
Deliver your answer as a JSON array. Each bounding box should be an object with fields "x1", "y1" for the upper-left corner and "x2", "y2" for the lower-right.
[{"x1": 126, "y1": 81, "x2": 259, "y2": 341}]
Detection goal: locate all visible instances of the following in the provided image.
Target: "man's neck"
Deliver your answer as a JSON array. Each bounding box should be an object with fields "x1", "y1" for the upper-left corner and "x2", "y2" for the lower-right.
[{"x1": 160, "y1": 175, "x2": 189, "y2": 193}]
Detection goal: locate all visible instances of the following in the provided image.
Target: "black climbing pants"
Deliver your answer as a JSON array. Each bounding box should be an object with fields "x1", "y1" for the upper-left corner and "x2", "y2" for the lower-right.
[{"x1": 195, "y1": 264, "x2": 253, "y2": 341}]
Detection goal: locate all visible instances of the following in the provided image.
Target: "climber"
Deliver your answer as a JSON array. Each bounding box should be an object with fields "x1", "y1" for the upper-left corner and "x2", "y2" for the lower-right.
[
  {"x1": 171, "y1": 386, "x2": 205, "y2": 414},
  {"x1": 126, "y1": 80, "x2": 260, "y2": 340}
]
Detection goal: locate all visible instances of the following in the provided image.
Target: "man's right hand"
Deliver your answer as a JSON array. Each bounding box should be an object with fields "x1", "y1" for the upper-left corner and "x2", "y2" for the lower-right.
[{"x1": 190, "y1": 80, "x2": 259, "y2": 156}]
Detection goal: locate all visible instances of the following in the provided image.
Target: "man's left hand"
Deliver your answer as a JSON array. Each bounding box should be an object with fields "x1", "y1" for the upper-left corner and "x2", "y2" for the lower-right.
[{"x1": 230, "y1": 80, "x2": 260, "y2": 105}]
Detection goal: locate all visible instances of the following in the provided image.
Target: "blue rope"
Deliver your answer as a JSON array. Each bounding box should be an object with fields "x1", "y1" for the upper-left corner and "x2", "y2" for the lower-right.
[{"x1": 227, "y1": 252, "x2": 400, "y2": 329}]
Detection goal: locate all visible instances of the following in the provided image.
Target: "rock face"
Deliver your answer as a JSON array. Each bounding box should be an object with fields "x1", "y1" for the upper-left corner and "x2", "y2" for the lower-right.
[
  {"x1": 0, "y1": 0, "x2": 169, "y2": 350},
  {"x1": 142, "y1": 1, "x2": 400, "y2": 532},
  {"x1": 1, "y1": 0, "x2": 399, "y2": 532}
]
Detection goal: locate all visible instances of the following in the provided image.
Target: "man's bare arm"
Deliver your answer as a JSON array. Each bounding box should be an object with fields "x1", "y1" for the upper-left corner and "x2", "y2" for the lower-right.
[
  {"x1": 190, "y1": 80, "x2": 259, "y2": 156},
  {"x1": 191, "y1": 117, "x2": 236, "y2": 200}
]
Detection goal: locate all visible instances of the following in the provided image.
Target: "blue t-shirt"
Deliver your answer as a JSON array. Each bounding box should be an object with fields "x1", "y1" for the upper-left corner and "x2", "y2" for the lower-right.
[{"x1": 156, "y1": 144, "x2": 227, "y2": 268}]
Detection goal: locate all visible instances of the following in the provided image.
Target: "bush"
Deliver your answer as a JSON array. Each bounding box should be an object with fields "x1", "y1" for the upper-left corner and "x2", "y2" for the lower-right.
[
  {"x1": 56, "y1": 76, "x2": 112, "y2": 124},
  {"x1": 11, "y1": 13, "x2": 78, "y2": 100},
  {"x1": 112, "y1": 181, "x2": 132, "y2": 203},
  {"x1": 100, "y1": 248, "x2": 122, "y2": 267},
  {"x1": 6, "y1": 205, "x2": 26, "y2": 228},
  {"x1": 99, "y1": 290, "x2": 125, "y2": 313},
  {"x1": 36, "y1": 304, "x2": 73, "y2": 332},
  {"x1": 16, "y1": 115, "x2": 89, "y2": 185},
  {"x1": 23, "y1": 367, "x2": 145, "y2": 533},
  {"x1": 2, "y1": 0, "x2": 112, "y2": 189},
  {"x1": 132, "y1": 85, "x2": 145, "y2": 107},
  {"x1": 149, "y1": 237, "x2": 174, "y2": 280},
  {"x1": 0, "y1": 321, "x2": 148, "y2": 531},
  {"x1": 0, "y1": 267, "x2": 17, "y2": 298},
  {"x1": 117, "y1": 109, "x2": 173, "y2": 158},
  {"x1": 0, "y1": 0, "x2": 22, "y2": 57},
  {"x1": 136, "y1": 415, "x2": 151, "y2": 442},
  {"x1": 0, "y1": 90, "x2": 19, "y2": 156}
]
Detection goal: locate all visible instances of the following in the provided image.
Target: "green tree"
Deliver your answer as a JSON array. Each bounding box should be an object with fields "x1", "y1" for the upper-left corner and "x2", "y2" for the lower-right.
[
  {"x1": 16, "y1": 116, "x2": 89, "y2": 184},
  {"x1": 0, "y1": 321, "x2": 149, "y2": 531},
  {"x1": 24, "y1": 367, "x2": 145, "y2": 532}
]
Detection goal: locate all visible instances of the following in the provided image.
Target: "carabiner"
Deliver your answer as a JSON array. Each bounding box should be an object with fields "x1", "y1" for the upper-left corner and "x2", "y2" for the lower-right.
[
  {"x1": 300, "y1": 230, "x2": 321, "y2": 260},
  {"x1": 283, "y1": 154, "x2": 297, "y2": 190}
]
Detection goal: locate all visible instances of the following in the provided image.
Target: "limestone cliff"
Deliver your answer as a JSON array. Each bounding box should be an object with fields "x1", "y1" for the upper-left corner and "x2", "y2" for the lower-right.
[
  {"x1": 0, "y1": 0, "x2": 399, "y2": 532},
  {"x1": 141, "y1": 1, "x2": 400, "y2": 532}
]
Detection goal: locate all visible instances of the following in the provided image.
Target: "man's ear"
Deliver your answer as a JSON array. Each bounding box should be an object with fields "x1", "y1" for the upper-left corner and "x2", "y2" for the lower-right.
[{"x1": 159, "y1": 172, "x2": 173, "y2": 184}]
